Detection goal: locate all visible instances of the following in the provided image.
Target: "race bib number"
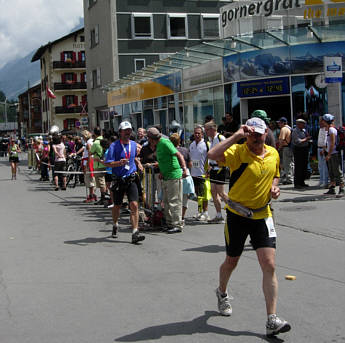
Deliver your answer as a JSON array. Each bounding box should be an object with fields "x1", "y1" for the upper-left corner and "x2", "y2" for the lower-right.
[
  {"x1": 192, "y1": 160, "x2": 200, "y2": 168},
  {"x1": 265, "y1": 217, "x2": 277, "y2": 238},
  {"x1": 124, "y1": 164, "x2": 130, "y2": 170}
]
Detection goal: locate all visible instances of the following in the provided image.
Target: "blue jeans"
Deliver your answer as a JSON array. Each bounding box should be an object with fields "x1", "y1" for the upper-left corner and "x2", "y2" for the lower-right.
[{"x1": 317, "y1": 148, "x2": 329, "y2": 184}]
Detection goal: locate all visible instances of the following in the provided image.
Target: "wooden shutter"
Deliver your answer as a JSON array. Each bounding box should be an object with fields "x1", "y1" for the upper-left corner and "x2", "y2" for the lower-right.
[
  {"x1": 73, "y1": 73, "x2": 77, "y2": 82},
  {"x1": 82, "y1": 95, "x2": 87, "y2": 104},
  {"x1": 63, "y1": 119, "x2": 68, "y2": 129},
  {"x1": 60, "y1": 52, "x2": 65, "y2": 61},
  {"x1": 74, "y1": 96, "x2": 78, "y2": 105},
  {"x1": 81, "y1": 73, "x2": 85, "y2": 82},
  {"x1": 62, "y1": 96, "x2": 66, "y2": 107},
  {"x1": 78, "y1": 51, "x2": 82, "y2": 61},
  {"x1": 72, "y1": 52, "x2": 76, "y2": 63},
  {"x1": 61, "y1": 74, "x2": 65, "y2": 83}
]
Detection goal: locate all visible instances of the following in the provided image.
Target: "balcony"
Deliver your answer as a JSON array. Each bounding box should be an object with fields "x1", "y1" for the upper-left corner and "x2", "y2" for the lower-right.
[
  {"x1": 54, "y1": 82, "x2": 87, "y2": 91},
  {"x1": 55, "y1": 105, "x2": 88, "y2": 115},
  {"x1": 53, "y1": 60, "x2": 86, "y2": 69}
]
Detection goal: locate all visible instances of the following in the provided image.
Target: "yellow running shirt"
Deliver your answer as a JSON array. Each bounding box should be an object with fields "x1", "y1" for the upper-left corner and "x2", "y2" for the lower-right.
[{"x1": 219, "y1": 143, "x2": 280, "y2": 219}]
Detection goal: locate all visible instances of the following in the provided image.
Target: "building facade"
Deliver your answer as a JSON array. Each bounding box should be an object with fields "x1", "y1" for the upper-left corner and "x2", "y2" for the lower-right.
[
  {"x1": 18, "y1": 82, "x2": 42, "y2": 136},
  {"x1": 83, "y1": 0, "x2": 230, "y2": 130},
  {"x1": 105, "y1": 0, "x2": 345, "y2": 151},
  {"x1": 31, "y1": 28, "x2": 88, "y2": 133}
]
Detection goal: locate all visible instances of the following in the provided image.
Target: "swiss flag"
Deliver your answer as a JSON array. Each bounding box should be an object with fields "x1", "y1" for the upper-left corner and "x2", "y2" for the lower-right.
[{"x1": 47, "y1": 86, "x2": 56, "y2": 99}]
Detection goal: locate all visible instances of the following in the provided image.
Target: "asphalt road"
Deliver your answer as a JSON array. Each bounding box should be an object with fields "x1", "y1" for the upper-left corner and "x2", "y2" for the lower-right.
[{"x1": 0, "y1": 154, "x2": 344, "y2": 343}]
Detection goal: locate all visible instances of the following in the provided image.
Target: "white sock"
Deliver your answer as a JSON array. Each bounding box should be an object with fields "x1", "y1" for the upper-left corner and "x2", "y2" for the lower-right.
[
  {"x1": 132, "y1": 228, "x2": 138, "y2": 234},
  {"x1": 216, "y1": 212, "x2": 222, "y2": 218}
]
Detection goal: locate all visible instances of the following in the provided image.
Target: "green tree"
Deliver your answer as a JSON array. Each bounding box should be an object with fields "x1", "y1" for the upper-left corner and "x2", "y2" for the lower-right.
[{"x1": 0, "y1": 90, "x2": 5, "y2": 102}]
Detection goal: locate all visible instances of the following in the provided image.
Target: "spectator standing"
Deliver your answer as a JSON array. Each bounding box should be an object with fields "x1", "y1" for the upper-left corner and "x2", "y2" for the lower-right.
[
  {"x1": 277, "y1": 117, "x2": 293, "y2": 185},
  {"x1": 291, "y1": 119, "x2": 311, "y2": 189},
  {"x1": 52, "y1": 135, "x2": 67, "y2": 191},
  {"x1": 204, "y1": 121, "x2": 227, "y2": 223},
  {"x1": 81, "y1": 130, "x2": 96, "y2": 202},
  {"x1": 217, "y1": 113, "x2": 239, "y2": 137},
  {"x1": 105, "y1": 121, "x2": 145, "y2": 244},
  {"x1": 148, "y1": 127, "x2": 187, "y2": 234},
  {"x1": 208, "y1": 118, "x2": 291, "y2": 338},
  {"x1": 40, "y1": 141, "x2": 50, "y2": 181},
  {"x1": 90, "y1": 127, "x2": 107, "y2": 205},
  {"x1": 169, "y1": 133, "x2": 194, "y2": 223},
  {"x1": 189, "y1": 125, "x2": 209, "y2": 221},
  {"x1": 317, "y1": 117, "x2": 329, "y2": 188},
  {"x1": 136, "y1": 128, "x2": 147, "y2": 146},
  {"x1": 321, "y1": 114, "x2": 344, "y2": 195}
]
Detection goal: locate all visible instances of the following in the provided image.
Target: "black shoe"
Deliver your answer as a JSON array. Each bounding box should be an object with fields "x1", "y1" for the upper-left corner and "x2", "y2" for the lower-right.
[
  {"x1": 61, "y1": 187, "x2": 66, "y2": 191},
  {"x1": 131, "y1": 231, "x2": 145, "y2": 244},
  {"x1": 96, "y1": 199, "x2": 105, "y2": 205},
  {"x1": 54, "y1": 187, "x2": 59, "y2": 191},
  {"x1": 167, "y1": 227, "x2": 182, "y2": 234},
  {"x1": 324, "y1": 187, "x2": 336, "y2": 195},
  {"x1": 338, "y1": 188, "x2": 344, "y2": 196},
  {"x1": 294, "y1": 185, "x2": 304, "y2": 189},
  {"x1": 112, "y1": 225, "x2": 118, "y2": 238},
  {"x1": 301, "y1": 183, "x2": 309, "y2": 187}
]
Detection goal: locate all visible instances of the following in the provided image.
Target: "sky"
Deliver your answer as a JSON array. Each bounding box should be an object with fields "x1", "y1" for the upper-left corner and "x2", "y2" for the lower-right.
[{"x1": 0, "y1": 0, "x2": 84, "y2": 69}]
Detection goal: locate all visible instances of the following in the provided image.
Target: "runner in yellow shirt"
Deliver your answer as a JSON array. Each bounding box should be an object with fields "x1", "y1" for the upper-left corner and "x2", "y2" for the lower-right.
[{"x1": 208, "y1": 117, "x2": 291, "y2": 338}]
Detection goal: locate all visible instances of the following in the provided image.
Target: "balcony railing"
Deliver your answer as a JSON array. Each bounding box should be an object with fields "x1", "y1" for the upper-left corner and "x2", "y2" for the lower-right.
[
  {"x1": 53, "y1": 61, "x2": 86, "y2": 69},
  {"x1": 55, "y1": 105, "x2": 88, "y2": 114},
  {"x1": 54, "y1": 82, "x2": 87, "y2": 90}
]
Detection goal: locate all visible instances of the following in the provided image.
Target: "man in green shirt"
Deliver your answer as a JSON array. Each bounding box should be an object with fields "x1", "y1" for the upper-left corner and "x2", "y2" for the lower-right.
[
  {"x1": 147, "y1": 127, "x2": 187, "y2": 233},
  {"x1": 90, "y1": 127, "x2": 107, "y2": 205}
]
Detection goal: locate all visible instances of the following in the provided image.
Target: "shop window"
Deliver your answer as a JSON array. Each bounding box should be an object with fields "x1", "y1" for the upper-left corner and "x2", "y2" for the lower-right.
[
  {"x1": 134, "y1": 59, "x2": 145, "y2": 72},
  {"x1": 131, "y1": 14, "x2": 153, "y2": 39},
  {"x1": 167, "y1": 14, "x2": 188, "y2": 39},
  {"x1": 201, "y1": 14, "x2": 220, "y2": 39},
  {"x1": 90, "y1": 25, "x2": 99, "y2": 48}
]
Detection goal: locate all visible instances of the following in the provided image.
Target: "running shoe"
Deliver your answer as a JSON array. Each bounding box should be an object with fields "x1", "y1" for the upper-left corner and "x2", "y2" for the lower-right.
[
  {"x1": 112, "y1": 225, "x2": 118, "y2": 238},
  {"x1": 266, "y1": 314, "x2": 291, "y2": 337},
  {"x1": 131, "y1": 231, "x2": 145, "y2": 244},
  {"x1": 208, "y1": 216, "x2": 225, "y2": 224},
  {"x1": 198, "y1": 213, "x2": 210, "y2": 222},
  {"x1": 338, "y1": 187, "x2": 344, "y2": 196},
  {"x1": 215, "y1": 288, "x2": 232, "y2": 316},
  {"x1": 167, "y1": 227, "x2": 182, "y2": 234}
]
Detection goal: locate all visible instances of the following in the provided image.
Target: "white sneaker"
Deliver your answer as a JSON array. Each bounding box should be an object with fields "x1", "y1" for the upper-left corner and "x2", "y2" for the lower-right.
[
  {"x1": 215, "y1": 288, "x2": 232, "y2": 316},
  {"x1": 208, "y1": 216, "x2": 225, "y2": 224},
  {"x1": 266, "y1": 314, "x2": 291, "y2": 337},
  {"x1": 198, "y1": 213, "x2": 210, "y2": 222},
  {"x1": 193, "y1": 212, "x2": 203, "y2": 219}
]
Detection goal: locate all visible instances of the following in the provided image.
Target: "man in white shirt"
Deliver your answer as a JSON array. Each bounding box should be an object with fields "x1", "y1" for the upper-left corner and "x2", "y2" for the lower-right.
[
  {"x1": 204, "y1": 121, "x2": 227, "y2": 223},
  {"x1": 277, "y1": 117, "x2": 293, "y2": 185},
  {"x1": 189, "y1": 125, "x2": 209, "y2": 221}
]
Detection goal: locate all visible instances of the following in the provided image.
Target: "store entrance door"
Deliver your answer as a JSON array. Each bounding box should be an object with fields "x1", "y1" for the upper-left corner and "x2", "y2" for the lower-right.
[{"x1": 246, "y1": 96, "x2": 291, "y2": 123}]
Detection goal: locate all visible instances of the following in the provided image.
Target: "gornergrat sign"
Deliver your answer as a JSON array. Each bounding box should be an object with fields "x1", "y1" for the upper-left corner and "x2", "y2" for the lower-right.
[
  {"x1": 221, "y1": 0, "x2": 301, "y2": 28},
  {"x1": 223, "y1": 0, "x2": 300, "y2": 25}
]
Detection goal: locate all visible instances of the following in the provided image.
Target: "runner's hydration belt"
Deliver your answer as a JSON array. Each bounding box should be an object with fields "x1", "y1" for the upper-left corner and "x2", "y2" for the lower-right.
[{"x1": 226, "y1": 199, "x2": 269, "y2": 218}]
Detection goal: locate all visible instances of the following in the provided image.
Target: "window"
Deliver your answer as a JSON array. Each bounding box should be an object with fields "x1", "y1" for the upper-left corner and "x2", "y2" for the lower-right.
[
  {"x1": 63, "y1": 119, "x2": 76, "y2": 130},
  {"x1": 167, "y1": 14, "x2": 188, "y2": 39},
  {"x1": 61, "y1": 51, "x2": 75, "y2": 62},
  {"x1": 201, "y1": 14, "x2": 220, "y2": 39},
  {"x1": 88, "y1": 0, "x2": 97, "y2": 8},
  {"x1": 90, "y1": 25, "x2": 99, "y2": 48},
  {"x1": 91, "y1": 68, "x2": 101, "y2": 88},
  {"x1": 134, "y1": 59, "x2": 145, "y2": 72},
  {"x1": 65, "y1": 95, "x2": 75, "y2": 107},
  {"x1": 79, "y1": 51, "x2": 86, "y2": 62},
  {"x1": 131, "y1": 13, "x2": 153, "y2": 39},
  {"x1": 62, "y1": 72, "x2": 75, "y2": 84},
  {"x1": 80, "y1": 35, "x2": 85, "y2": 42}
]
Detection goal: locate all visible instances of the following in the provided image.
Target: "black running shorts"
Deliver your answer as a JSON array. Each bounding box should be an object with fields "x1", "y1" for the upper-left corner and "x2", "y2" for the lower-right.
[
  {"x1": 192, "y1": 176, "x2": 205, "y2": 197},
  {"x1": 113, "y1": 180, "x2": 139, "y2": 205},
  {"x1": 209, "y1": 168, "x2": 226, "y2": 185},
  {"x1": 224, "y1": 209, "x2": 276, "y2": 257}
]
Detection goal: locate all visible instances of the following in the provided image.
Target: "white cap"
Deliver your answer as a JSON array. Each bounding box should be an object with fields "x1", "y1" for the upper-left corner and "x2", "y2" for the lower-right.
[
  {"x1": 245, "y1": 117, "x2": 267, "y2": 135},
  {"x1": 118, "y1": 121, "x2": 132, "y2": 131}
]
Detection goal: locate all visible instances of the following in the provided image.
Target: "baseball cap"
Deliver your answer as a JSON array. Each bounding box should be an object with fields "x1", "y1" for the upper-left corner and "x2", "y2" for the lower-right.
[
  {"x1": 322, "y1": 113, "x2": 334, "y2": 123},
  {"x1": 250, "y1": 109, "x2": 271, "y2": 124},
  {"x1": 118, "y1": 121, "x2": 132, "y2": 131},
  {"x1": 278, "y1": 117, "x2": 288, "y2": 123},
  {"x1": 43, "y1": 140, "x2": 48, "y2": 145},
  {"x1": 245, "y1": 117, "x2": 267, "y2": 135}
]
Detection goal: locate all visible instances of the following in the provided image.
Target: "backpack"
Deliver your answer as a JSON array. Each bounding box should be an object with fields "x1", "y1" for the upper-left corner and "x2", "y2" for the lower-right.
[{"x1": 336, "y1": 125, "x2": 345, "y2": 151}]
